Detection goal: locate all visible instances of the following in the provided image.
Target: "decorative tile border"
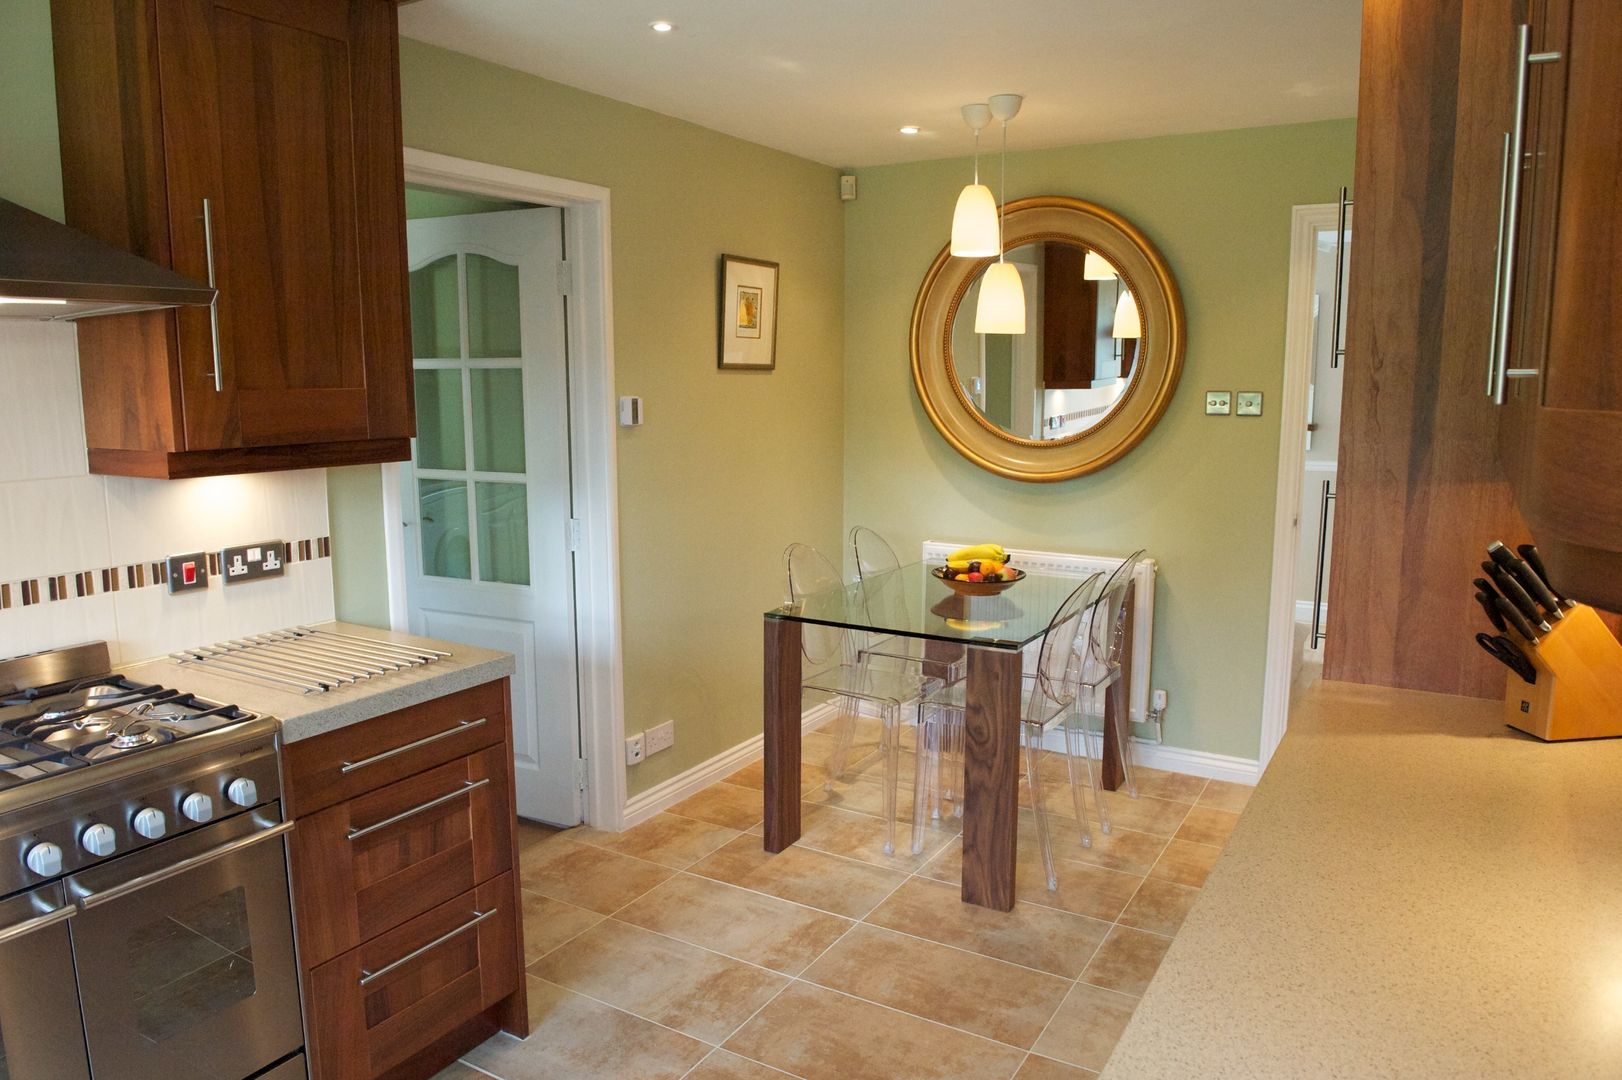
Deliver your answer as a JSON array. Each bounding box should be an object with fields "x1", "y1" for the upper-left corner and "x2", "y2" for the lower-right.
[{"x1": 0, "y1": 536, "x2": 331, "y2": 612}]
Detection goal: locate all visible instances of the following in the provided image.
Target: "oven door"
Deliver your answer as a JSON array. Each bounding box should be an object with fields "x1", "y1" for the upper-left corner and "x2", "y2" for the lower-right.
[
  {"x1": 64, "y1": 809, "x2": 303, "y2": 1080},
  {"x1": 0, "y1": 883, "x2": 91, "y2": 1080}
]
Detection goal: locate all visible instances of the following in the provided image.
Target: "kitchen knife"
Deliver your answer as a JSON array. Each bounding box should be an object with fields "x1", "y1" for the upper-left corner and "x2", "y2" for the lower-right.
[
  {"x1": 1481, "y1": 562, "x2": 1552, "y2": 633},
  {"x1": 1488, "y1": 541, "x2": 1564, "y2": 620},
  {"x1": 1493, "y1": 593, "x2": 1541, "y2": 644},
  {"x1": 1516, "y1": 543, "x2": 1577, "y2": 609},
  {"x1": 1476, "y1": 632, "x2": 1537, "y2": 684},
  {"x1": 1475, "y1": 589, "x2": 1508, "y2": 633}
]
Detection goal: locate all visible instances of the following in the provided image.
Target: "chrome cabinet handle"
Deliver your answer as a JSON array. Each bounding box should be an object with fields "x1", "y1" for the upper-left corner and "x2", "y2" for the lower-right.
[
  {"x1": 1329, "y1": 186, "x2": 1351, "y2": 369},
  {"x1": 201, "y1": 198, "x2": 224, "y2": 393},
  {"x1": 70, "y1": 819, "x2": 293, "y2": 909},
  {"x1": 346, "y1": 777, "x2": 489, "y2": 841},
  {"x1": 1491, "y1": 25, "x2": 1562, "y2": 404},
  {"x1": 1487, "y1": 132, "x2": 1512, "y2": 397},
  {"x1": 339, "y1": 717, "x2": 487, "y2": 773},
  {"x1": 1310, "y1": 479, "x2": 1336, "y2": 650},
  {"x1": 0, "y1": 902, "x2": 76, "y2": 946},
  {"x1": 359, "y1": 908, "x2": 496, "y2": 987}
]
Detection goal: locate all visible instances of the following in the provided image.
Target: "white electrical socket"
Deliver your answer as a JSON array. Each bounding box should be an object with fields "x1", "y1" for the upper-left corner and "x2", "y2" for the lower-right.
[
  {"x1": 1152, "y1": 689, "x2": 1168, "y2": 711},
  {"x1": 624, "y1": 733, "x2": 645, "y2": 765},
  {"x1": 646, "y1": 720, "x2": 675, "y2": 756}
]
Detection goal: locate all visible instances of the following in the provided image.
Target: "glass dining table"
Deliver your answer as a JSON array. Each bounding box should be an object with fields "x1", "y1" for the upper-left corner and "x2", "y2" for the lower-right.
[{"x1": 762, "y1": 562, "x2": 1132, "y2": 911}]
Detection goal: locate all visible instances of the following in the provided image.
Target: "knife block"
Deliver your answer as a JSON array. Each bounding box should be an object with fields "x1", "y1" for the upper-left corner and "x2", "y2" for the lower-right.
[{"x1": 1504, "y1": 604, "x2": 1622, "y2": 740}]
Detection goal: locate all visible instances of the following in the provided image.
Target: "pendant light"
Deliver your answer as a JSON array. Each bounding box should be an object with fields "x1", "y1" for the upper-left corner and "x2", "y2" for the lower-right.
[
  {"x1": 950, "y1": 104, "x2": 997, "y2": 257},
  {"x1": 1112, "y1": 288, "x2": 1141, "y2": 339},
  {"x1": 974, "y1": 93, "x2": 1026, "y2": 335},
  {"x1": 1083, "y1": 251, "x2": 1118, "y2": 280}
]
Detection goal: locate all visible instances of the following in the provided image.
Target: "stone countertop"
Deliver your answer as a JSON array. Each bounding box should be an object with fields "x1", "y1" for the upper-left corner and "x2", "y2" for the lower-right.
[
  {"x1": 122, "y1": 621, "x2": 514, "y2": 743},
  {"x1": 1102, "y1": 678, "x2": 1622, "y2": 1079}
]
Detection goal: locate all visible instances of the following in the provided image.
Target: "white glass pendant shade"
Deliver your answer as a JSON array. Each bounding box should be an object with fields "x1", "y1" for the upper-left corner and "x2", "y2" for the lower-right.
[
  {"x1": 1083, "y1": 251, "x2": 1118, "y2": 280},
  {"x1": 951, "y1": 184, "x2": 1000, "y2": 257},
  {"x1": 1112, "y1": 288, "x2": 1141, "y2": 339},
  {"x1": 975, "y1": 261, "x2": 1026, "y2": 334}
]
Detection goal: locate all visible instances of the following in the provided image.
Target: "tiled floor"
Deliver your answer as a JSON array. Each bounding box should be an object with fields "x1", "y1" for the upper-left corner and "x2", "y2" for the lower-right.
[{"x1": 437, "y1": 722, "x2": 1250, "y2": 1080}]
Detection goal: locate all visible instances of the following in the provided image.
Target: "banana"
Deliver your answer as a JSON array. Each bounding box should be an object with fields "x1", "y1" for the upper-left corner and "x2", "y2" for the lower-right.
[{"x1": 947, "y1": 543, "x2": 1008, "y2": 568}]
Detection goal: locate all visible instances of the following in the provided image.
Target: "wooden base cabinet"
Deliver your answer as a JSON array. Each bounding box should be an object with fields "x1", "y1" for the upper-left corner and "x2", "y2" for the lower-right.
[{"x1": 283, "y1": 680, "x2": 528, "y2": 1080}]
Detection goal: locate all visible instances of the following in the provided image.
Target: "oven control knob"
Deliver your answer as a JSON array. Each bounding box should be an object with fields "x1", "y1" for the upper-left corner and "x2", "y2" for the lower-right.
[
  {"x1": 24, "y1": 841, "x2": 63, "y2": 877},
  {"x1": 181, "y1": 792, "x2": 215, "y2": 823},
  {"x1": 80, "y1": 823, "x2": 117, "y2": 857},
  {"x1": 225, "y1": 777, "x2": 258, "y2": 808},
  {"x1": 132, "y1": 807, "x2": 167, "y2": 840}
]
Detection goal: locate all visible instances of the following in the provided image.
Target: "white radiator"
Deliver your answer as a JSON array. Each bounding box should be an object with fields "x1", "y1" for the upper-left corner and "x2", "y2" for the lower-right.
[{"x1": 921, "y1": 541, "x2": 1157, "y2": 725}]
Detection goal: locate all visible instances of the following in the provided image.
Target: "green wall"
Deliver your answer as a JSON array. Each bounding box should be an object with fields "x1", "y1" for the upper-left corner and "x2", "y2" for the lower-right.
[
  {"x1": 356, "y1": 39, "x2": 847, "y2": 797},
  {"x1": 842, "y1": 119, "x2": 1356, "y2": 760},
  {"x1": 0, "y1": 0, "x2": 63, "y2": 219}
]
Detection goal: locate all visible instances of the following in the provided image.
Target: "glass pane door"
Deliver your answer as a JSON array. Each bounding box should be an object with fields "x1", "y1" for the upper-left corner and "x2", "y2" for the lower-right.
[{"x1": 408, "y1": 253, "x2": 531, "y2": 587}]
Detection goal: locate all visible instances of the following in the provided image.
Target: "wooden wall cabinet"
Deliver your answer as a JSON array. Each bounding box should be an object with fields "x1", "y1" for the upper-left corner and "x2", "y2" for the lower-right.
[
  {"x1": 50, "y1": 0, "x2": 415, "y2": 478},
  {"x1": 282, "y1": 679, "x2": 528, "y2": 1080},
  {"x1": 1496, "y1": 0, "x2": 1622, "y2": 612}
]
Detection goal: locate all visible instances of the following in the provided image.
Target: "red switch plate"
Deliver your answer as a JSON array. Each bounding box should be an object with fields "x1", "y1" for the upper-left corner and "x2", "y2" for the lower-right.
[
  {"x1": 182, "y1": 562, "x2": 197, "y2": 585},
  {"x1": 166, "y1": 551, "x2": 209, "y2": 594}
]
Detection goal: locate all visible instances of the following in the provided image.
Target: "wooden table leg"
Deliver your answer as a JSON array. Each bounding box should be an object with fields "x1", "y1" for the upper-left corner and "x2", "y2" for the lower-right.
[
  {"x1": 763, "y1": 617, "x2": 802, "y2": 853},
  {"x1": 1101, "y1": 580, "x2": 1134, "y2": 792},
  {"x1": 922, "y1": 637, "x2": 966, "y2": 683},
  {"x1": 961, "y1": 645, "x2": 1021, "y2": 911}
]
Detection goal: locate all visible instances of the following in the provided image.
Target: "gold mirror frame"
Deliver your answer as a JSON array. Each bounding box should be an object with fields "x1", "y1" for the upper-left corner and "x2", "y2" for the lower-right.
[{"x1": 910, "y1": 196, "x2": 1186, "y2": 482}]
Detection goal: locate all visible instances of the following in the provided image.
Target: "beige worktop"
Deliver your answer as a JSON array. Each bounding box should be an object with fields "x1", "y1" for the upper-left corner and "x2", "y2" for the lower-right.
[
  {"x1": 1103, "y1": 678, "x2": 1622, "y2": 1079},
  {"x1": 123, "y1": 621, "x2": 513, "y2": 742}
]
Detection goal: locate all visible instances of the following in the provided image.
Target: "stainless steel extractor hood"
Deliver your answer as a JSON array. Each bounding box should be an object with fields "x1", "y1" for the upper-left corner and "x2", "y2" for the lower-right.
[{"x1": 0, "y1": 197, "x2": 216, "y2": 321}]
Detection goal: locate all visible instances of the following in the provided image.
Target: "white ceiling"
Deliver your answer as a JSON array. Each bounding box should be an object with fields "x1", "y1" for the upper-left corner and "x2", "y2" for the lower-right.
[{"x1": 398, "y1": 1, "x2": 1362, "y2": 168}]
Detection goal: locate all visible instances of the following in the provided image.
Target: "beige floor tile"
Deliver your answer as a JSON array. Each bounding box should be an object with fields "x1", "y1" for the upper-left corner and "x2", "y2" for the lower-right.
[
  {"x1": 531, "y1": 919, "x2": 788, "y2": 1043},
  {"x1": 1014, "y1": 1054, "x2": 1099, "y2": 1079},
  {"x1": 427, "y1": 1064, "x2": 490, "y2": 1080},
  {"x1": 615, "y1": 873, "x2": 852, "y2": 975},
  {"x1": 920, "y1": 840, "x2": 1143, "y2": 923},
  {"x1": 1079, "y1": 925, "x2": 1172, "y2": 996},
  {"x1": 724, "y1": 981, "x2": 1027, "y2": 1080},
  {"x1": 1120, "y1": 766, "x2": 1208, "y2": 804},
  {"x1": 463, "y1": 976, "x2": 708, "y2": 1080},
  {"x1": 864, "y1": 876, "x2": 1109, "y2": 978},
  {"x1": 1029, "y1": 982, "x2": 1138, "y2": 1073},
  {"x1": 725, "y1": 760, "x2": 768, "y2": 790},
  {"x1": 690, "y1": 835, "x2": 909, "y2": 919},
  {"x1": 520, "y1": 837, "x2": 675, "y2": 915},
  {"x1": 515, "y1": 818, "x2": 562, "y2": 854},
  {"x1": 793, "y1": 803, "x2": 950, "y2": 872},
  {"x1": 1092, "y1": 790, "x2": 1193, "y2": 837},
  {"x1": 521, "y1": 890, "x2": 604, "y2": 964},
  {"x1": 803, "y1": 923, "x2": 1070, "y2": 1048},
  {"x1": 1175, "y1": 805, "x2": 1240, "y2": 846},
  {"x1": 1117, "y1": 878, "x2": 1200, "y2": 936},
  {"x1": 1052, "y1": 823, "x2": 1169, "y2": 878},
  {"x1": 1147, "y1": 838, "x2": 1222, "y2": 888},
  {"x1": 726, "y1": 756, "x2": 829, "y2": 793},
  {"x1": 667, "y1": 782, "x2": 767, "y2": 830},
  {"x1": 684, "y1": 1048, "x2": 798, "y2": 1079},
  {"x1": 1197, "y1": 779, "x2": 1255, "y2": 814},
  {"x1": 570, "y1": 813, "x2": 740, "y2": 870}
]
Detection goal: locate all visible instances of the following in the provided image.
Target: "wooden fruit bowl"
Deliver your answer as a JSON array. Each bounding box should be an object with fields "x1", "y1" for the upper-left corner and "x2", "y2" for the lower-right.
[{"x1": 931, "y1": 565, "x2": 1025, "y2": 596}]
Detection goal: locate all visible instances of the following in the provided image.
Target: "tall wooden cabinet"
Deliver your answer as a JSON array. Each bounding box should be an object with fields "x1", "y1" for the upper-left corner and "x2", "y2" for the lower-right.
[{"x1": 51, "y1": 0, "x2": 415, "y2": 478}]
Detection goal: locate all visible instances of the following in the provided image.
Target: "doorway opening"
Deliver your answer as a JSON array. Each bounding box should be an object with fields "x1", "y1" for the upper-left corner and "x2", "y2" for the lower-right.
[
  {"x1": 384, "y1": 150, "x2": 626, "y2": 829},
  {"x1": 1260, "y1": 197, "x2": 1352, "y2": 767}
]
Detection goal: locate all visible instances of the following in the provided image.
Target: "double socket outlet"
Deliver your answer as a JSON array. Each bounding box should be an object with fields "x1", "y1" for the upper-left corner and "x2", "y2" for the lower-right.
[
  {"x1": 165, "y1": 539, "x2": 286, "y2": 595},
  {"x1": 625, "y1": 720, "x2": 676, "y2": 765}
]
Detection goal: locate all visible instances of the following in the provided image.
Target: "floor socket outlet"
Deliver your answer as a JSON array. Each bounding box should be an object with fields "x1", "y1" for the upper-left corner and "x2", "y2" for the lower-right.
[
  {"x1": 624, "y1": 733, "x2": 645, "y2": 765},
  {"x1": 646, "y1": 720, "x2": 675, "y2": 756}
]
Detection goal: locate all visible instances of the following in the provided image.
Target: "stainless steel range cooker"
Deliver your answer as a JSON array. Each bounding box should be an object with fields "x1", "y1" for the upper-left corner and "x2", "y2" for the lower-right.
[{"x1": 0, "y1": 643, "x2": 305, "y2": 1080}]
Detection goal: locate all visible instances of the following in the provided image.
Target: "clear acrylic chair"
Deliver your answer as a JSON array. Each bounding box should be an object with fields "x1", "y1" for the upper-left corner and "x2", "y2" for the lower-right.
[
  {"x1": 785, "y1": 542, "x2": 941, "y2": 855},
  {"x1": 824, "y1": 528, "x2": 967, "y2": 797},
  {"x1": 1077, "y1": 550, "x2": 1147, "y2": 799},
  {"x1": 915, "y1": 572, "x2": 1109, "y2": 890}
]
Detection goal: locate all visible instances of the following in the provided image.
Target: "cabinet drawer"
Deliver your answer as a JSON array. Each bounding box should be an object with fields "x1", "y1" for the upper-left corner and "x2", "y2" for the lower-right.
[
  {"x1": 306, "y1": 874, "x2": 520, "y2": 1080},
  {"x1": 290, "y1": 743, "x2": 513, "y2": 969},
  {"x1": 282, "y1": 680, "x2": 508, "y2": 817}
]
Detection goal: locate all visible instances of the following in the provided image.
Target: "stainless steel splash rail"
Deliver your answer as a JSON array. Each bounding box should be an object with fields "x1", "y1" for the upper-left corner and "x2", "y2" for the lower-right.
[{"x1": 170, "y1": 627, "x2": 450, "y2": 694}]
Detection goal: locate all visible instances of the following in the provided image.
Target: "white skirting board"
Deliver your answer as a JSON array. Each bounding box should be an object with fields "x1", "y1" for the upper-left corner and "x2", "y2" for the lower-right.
[{"x1": 621, "y1": 701, "x2": 1258, "y2": 828}]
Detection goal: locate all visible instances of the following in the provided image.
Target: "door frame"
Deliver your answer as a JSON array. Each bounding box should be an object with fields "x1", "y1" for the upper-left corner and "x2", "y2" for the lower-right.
[
  {"x1": 383, "y1": 147, "x2": 627, "y2": 829},
  {"x1": 1259, "y1": 202, "x2": 1341, "y2": 770}
]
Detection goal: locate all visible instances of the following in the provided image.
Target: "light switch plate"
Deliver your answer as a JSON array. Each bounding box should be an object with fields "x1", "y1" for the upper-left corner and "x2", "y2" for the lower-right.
[
  {"x1": 1205, "y1": 391, "x2": 1232, "y2": 415},
  {"x1": 221, "y1": 539, "x2": 287, "y2": 585},
  {"x1": 166, "y1": 552, "x2": 208, "y2": 594},
  {"x1": 1236, "y1": 391, "x2": 1264, "y2": 416}
]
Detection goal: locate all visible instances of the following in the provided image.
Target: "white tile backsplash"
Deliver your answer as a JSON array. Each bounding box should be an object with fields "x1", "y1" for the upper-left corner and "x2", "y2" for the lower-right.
[{"x1": 0, "y1": 321, "x2": 335, "y2": 665}]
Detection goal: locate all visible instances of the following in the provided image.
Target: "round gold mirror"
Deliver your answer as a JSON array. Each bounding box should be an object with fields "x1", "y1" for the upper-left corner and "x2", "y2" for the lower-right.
[{"x1": 910, "y1": 197, "x2": 1185, "y2": 482}]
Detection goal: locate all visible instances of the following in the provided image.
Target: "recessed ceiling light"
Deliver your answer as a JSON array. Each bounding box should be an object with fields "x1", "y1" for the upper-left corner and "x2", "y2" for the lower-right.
[
  {"x1": 649, "y1": 20, "x2": 675, "y2": 33},
  {"x1": 899, "y1": 125, "x2": 920, "y2": 136}
]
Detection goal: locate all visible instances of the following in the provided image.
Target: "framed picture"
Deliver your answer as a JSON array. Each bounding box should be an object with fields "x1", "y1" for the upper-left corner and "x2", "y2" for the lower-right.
[{"x1": 718, "y1": 254, "x2": 779, "y2": 370}]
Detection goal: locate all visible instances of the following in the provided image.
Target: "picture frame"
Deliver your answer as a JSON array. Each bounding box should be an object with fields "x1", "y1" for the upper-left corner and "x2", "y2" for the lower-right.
[{"x1": 718, "y1": 254, "x2": 779, "y2": 370}]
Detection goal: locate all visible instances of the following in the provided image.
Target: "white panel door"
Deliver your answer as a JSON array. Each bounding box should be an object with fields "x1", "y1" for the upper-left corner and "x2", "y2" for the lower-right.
[{"x1": 402, "y1": 207, "x2": 582, "y2": 825}]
